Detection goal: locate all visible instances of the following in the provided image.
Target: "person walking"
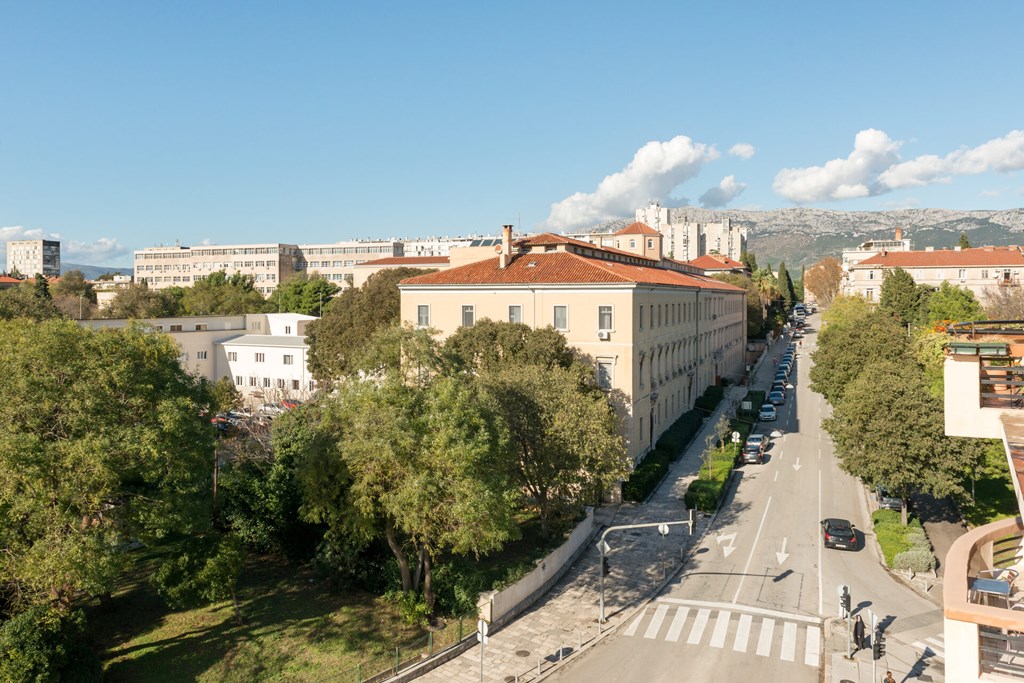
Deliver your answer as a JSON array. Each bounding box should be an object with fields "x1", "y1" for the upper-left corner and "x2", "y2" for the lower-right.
[
  {"x1": 882, "y1": 672, "x2": 896, "y2": 683},
  {"x1": 852, "y1": 614, "x2": 866, "y2": 654}
]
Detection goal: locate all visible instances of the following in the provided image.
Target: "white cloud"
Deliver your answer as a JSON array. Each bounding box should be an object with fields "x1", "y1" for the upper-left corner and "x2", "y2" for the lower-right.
[
  {"x1": 0, "y1": 225, "x2": 128, "y2": 267},
  {"x1": 543, "y1": 135, "x2": 719, "y2": 229},
  {"x1": 774, "y1": 129, "x2": 1024, "y2": 203},
  {"x1": 699, "y1": 175, "x2": 747, "y2": 208},
  {"x1": 880, "y1": 130, "x2": 1024, "y2": 189},
  {"x1": 981, "y1": 189, "x2": 1001, "y2": 198},
  {"x1": 729, "y1": 143, "x2": 756, "y2": 159},
  {"x1": 772, "y1": 129, "x2": 902, "y2": 203}
]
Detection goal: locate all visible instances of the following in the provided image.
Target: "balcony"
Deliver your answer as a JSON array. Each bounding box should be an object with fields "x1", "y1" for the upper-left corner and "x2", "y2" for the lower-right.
[{"x1": 945, "y1": 322, "x2": 1024, "y2": 439}]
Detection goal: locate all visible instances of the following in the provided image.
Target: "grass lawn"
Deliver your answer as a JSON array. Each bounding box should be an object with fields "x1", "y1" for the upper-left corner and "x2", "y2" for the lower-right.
[
  {"x1": 961, "y1": 473, "x2": 1019, "y2": 528},
  {"x1": 87, "y1": 549, "x2": 439, "y2": 683}
]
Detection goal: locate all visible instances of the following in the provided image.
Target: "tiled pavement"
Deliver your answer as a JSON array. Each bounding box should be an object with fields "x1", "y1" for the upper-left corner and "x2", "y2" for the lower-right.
[{"x1": 416, "y1": 338, "x2": 789, "y2": 683}]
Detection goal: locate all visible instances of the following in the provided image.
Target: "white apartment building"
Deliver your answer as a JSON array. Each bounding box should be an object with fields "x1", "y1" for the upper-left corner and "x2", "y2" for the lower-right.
[
  {"x1": 92, "y1": 274, "x2": 134, "y2": 309},
  {"x1": 844, "y1": 245, "x2": 1024, "y2": 301},
  {"x1": 634, "y1": 203, "x2": 747, "y2": 262},
  {"x1": 400, "y1": 236, "x2": 477, "y2": 258},
  {"x1": 297, "y1": 240, "x2": 403, "y2": 286},
  {"x1": 6, "y1": 239, "x2": 61, "y2": 278},
  {"x1": 399, "y1": 224, "x2": 747, "y2": 464},
  {"x1": 81, "y1": 312, "x2": 318, "y2": 406}
]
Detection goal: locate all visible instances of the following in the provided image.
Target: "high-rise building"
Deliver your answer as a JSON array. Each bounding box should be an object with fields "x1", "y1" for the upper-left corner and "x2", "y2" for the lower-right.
[
  {"x1": 6, "y1": 239, "x2": 61, "y2": 277},
  {"x1": 634, "y1": 203, "x2": 747, "y2": 262}
]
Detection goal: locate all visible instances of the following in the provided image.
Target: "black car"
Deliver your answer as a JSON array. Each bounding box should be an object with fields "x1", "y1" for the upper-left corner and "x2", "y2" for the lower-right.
[{"x1": 821, "y1": 518, "x2": 857, "y2": 550}]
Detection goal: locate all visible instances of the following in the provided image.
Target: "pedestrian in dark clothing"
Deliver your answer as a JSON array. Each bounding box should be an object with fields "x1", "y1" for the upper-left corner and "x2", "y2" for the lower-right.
[
  {"x1": 853, "y1": 614, "x2": 867, "y2": 653},
  {"x1": 883, "y1": 672, "x2": 896, "y2": 683}
]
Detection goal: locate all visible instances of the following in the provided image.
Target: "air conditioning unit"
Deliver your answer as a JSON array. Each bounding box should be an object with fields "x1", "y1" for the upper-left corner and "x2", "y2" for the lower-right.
[{"x1": 597, "y1": 330, "x2": 611, "y2": 340}]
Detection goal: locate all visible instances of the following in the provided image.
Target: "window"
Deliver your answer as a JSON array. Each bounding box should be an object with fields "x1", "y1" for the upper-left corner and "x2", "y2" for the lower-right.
[
  {"x1": 982, "y1": 269, "x2": 989, "y2": 279},
  {"x1": 228, "y1": 351, "x2": 237, "y2": 361},
  {"x1": 169, "y1": 324, "x2": 183, "y2": 332},
  {"x1": 629, "y1": 239, "x2": 636, "y2": 249},
  {"x1": 195, "y1": 324, "x2": 207, "y2": 331},
  {"x1": 647, "y1": 239, "x2": 654, "y2": 248},
  {"x1": 235, "y1": 376, "x2": 242, "y2": 386},
  {"x1": 865, "y1": 288, "x2": 874, "y2": 301},
  {"x1": 639, "y1": 306, "x2": 644, "y2": 330},
  {"x1": 285, "y1": 325, "x2": 292, "y2": 334},
  {"x1": 418, "y1": 304, "x2": 430, "y2": 327},
  {"x1": 197, "y1": 351, "x2": 207, "y2": 360},
  {"x1": 249, "y1": 377, "x2": 257, "y2": 387},
  {"x1": 255, "y1": 353, "x2": 265, "y2": 363},
  {"x1": 553, "y1": 305, "x2": 568, "y2": 330},
  {"x1": 277, "y1": 379, "x2": 286, "y2": 389},
  {"x1": 599, "y1": 306, "x2": 613, "y2": 330},
  {"x1": 958, "y1": 269, "x2": 967, "y2": 280},
  {"x1": 292, "y1": 379, "x2": 300, "y2": 390},
  {"x1": 461, "y1": 305, "x2": 475, "y2": 327},
  {"x1": 263, "y1": 377, "x2": 271, "y2": 388},
  {"x1": 508, "y1": 305, "x2": 522, "y2": 324},
  {"x1": 597, "y1": 361, "x2": 613, "y2": 390},
  {"x1": 252, "y1": 321, "x2": 262, "y2": 331},
  {"x1": 283, "y1": 354, "x2": 294, "y2": 365}
]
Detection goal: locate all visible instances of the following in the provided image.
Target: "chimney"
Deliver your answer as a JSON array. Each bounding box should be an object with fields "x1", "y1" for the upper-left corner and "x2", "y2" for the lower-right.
[
  {"x1": 895, "y1": 227, "x2": 903, "y2": 241},
  {"x1": 499, "y1": 224, "x2": 513, "y2": 269}
]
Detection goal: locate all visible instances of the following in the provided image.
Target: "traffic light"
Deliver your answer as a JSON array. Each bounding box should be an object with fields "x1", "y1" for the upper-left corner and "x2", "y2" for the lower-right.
[
  {"x1": 602, "y1": 557, "x2": 610, "y2": 576},
  {"x1": 873, "y1": 630, "x2": 886, "y2": 660},
  {"x1": 838, "y1": 584, "x2": 851, "y2": 615}
]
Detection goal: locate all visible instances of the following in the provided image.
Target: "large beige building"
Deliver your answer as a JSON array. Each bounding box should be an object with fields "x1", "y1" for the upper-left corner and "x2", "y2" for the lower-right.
[
  {"x1": 6, "y1": 239, "x2": 61, "y2": 278},
  {"x1": 399, "y1": 224, "x2": 747, "y2": 463},
  {"x1": 844, "y1": 245, "x2": 1024, "y2": 302}
]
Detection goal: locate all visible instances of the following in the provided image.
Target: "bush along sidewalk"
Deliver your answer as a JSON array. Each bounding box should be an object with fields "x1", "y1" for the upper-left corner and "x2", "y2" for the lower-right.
[
  {"x1": 872, "y1": 509, "x2": 936, "y2": 574},
  {"x1": 621, "y1": 397, "x2": 721, "y2": 503},
  {"x1": 682, "y1": 415, "x2": 750, "y2": 513}
]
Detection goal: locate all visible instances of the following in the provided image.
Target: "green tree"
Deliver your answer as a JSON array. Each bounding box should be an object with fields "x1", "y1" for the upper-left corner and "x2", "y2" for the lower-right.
[
  {"x1": 272, "y1": 273, "x2": 341, "y2": 316},
  {"x1": 879, "y1": 267, "x2": 926, "y2": 324},
  {"x1": 823, "y1": 360, "x2": 986, "y2": 523},
  {"x1": 151, "y1": 532, "x2": 246, "y2": 624},
  {"x1": 751, "y1": 268, "x2": 780, "y2": 319},
  {"x1": 923, "y1": 282, "x2": 983, "y2": 326},
  {"x1": 33, "y1": 273, "x2": 51, "y2": 300},
  {"x1": 714, "y1": 273, "x2": 766, "y2": 337},
  {"x1": 777, "y1": 262, "x2": 795, "y2": 308},
  {"x1": 209, "y1": 375, "x2": 241, "y2": 414},
  {"x1": 105, "y1": 281, "x2": 181, "y2": 318},
  {"x1": 306, "y1": 267, "x2": 435, "y2": 383},
  {"x1": 958, "y1": 232, "x2": 971, "y2": 250},
  {"x1": 0, "y1": 320, "x2": 214, "y2": 611},
  {"x1": 0, "y1": 605, "x2": 102, "y2": 682},
  {"x1": 0, "y1": 285, "x2": 64, "y2": 321},
  {"x1": 809, "y1": 302, "x2": 910, "y2": 406},
  {"x1": 51, "y1": 270, "x2": 98, "y2": 319},
  {"x1": 442, "y1": 319, "x2": 576, "y2": 373},
  {"x1": 741, "y1": 251, "x2": 758, "y2": 273},
  {"x1": 476, "y1": 362, "x2": 629, "y2": 538},
  {"x1": 179, "y1": 271, "x2": 271, "y2": 316}
]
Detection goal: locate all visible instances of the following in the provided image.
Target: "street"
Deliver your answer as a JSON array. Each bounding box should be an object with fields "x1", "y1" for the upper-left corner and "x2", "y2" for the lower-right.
[{"x1": 553, "y1": 318, "x2": 947, "y2": 683}]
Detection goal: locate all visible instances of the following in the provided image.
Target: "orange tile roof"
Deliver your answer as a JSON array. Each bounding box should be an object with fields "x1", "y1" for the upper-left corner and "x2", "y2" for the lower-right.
[
  {"x1": 614, "y1": 222, "x2": 661, "y2": 236},
  {"x1": 519, "y1": 232, "x2": 658, "y2": 262},
  {"x1": 856, "y1": 246, "x2": 1024, "y2": 268},
  {"x1": 686, "y1": 255, "x2": 747, "y2": 270},
  {"x1": 357, "y1": 256, "x2": 450, "y2": 266},
  {"x1": 399, "y1": 252, "x2": 745, "y2": 292},
  {"x1": 0, "y1": 276, "x2": 21, "y2": 284}
]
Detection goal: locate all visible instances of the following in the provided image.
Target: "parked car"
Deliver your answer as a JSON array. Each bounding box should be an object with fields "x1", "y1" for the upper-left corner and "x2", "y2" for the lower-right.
[
  {"x1": 258, "y1": 403, "x2": 286, "y2": 416},
  {"x1": 743, "y1": 434, "x2": 769, "y2": 464},
  {"x1": 821, "y1": 518, "x2": 857, "y2": 550},
  {"x1": 768, "y1": 390, "x2": 785, "y2": 405},
  {"x1": 759, "y1": 404, "x2": 777, "y2": 421},
  {"x1": 281, "y1": 399, "x2": 303, "y2": 410},
  {"x1": 771, "y1": 381, "x2": 786, "y2": 395},
  {"x1": 875, "y1": 485, "x2": 903, "y2": 511}
]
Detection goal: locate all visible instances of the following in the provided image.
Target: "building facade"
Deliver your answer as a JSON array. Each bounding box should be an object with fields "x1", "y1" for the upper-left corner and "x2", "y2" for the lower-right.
[
  {"x1": 634, "y1": 203, "x2": 747, "y2": 262},
  {"x1": 6, "y1": 239, "x2": 61, "y2": 278},
  {"x1": 844, "y1": 245, "x2": 1024, "y2": 302},
  {"x1": 398, "y1": 225, "x2": 747, "y2": 464},
  {"x1": 81, "y1": 312, "x2": 318, "y2": 405}
]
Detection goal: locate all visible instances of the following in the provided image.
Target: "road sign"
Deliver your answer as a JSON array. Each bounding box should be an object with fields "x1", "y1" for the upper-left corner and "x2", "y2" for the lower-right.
[
  {"x1": 658, "y1": 523, "x2": 669, "y2": 536},
  {"x1": 477, "y1": 619, "x2": 489, "y2": 644},
  {"x1": 597, "y1": 540, "x2": 611, "y2": 554},
  {"x1": 731, "y1": 431, "x2": 741, "y2": 443}
]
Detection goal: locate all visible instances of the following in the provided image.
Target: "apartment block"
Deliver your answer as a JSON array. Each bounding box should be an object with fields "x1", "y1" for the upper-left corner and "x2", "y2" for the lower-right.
[
  {"x1": 6, "y1": 239, "x2": 61, "y2": 277},
  {"x1": 399, "y1": 224, "x2": 747, "y2": 465},
  {"x1": 634, "y1": 203, "x2": 747, "y2": 261}
]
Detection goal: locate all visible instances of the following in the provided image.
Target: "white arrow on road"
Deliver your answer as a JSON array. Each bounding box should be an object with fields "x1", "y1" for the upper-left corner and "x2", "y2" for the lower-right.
[
  {"x1": 716, "y1": 532, "x2": 737, "y2": 558},
  {"x1": 776, "y1": 537, "x2": 790, "y2": 565},
  {"x1": 792, "y1": 458, "x2": 802, "y2": 472}
]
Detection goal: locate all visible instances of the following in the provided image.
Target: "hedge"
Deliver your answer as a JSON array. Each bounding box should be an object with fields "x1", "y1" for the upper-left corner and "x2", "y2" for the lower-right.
[
  {"x1": 655, "y1": 409, "x2": 704, "y2": 461},
  {"x1": 694, "y1": 385, "x2": 725, "y2": 415},
  {"x1": 872, "y1": 509, "x2": 935, "y2": 570},
  {"x1": 622, "y1": 447, "x2": 672, "y2": 502},
  {"x1": 683, "y1": 443, "x2": 737, "y2": 512}
]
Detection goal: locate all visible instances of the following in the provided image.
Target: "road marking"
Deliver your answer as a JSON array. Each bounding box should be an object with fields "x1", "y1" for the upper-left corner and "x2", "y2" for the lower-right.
[
  {"x1": 733, "y1": 496, "x2": 773, "y2": 604},
  {"x1": 756, "y1": 618, "x2": 775, "y2": 656},
  {"x1": 657, "y1": 598, "x2": 821, "y2": 624},
  {"x1": 781, "y1": 621, "x2": 797, "y2": 662},
  {"x1": 776, "y1": 537, "x2": 790, "y2": 566},
  {"x1": 665, "y1": 607, "x2": 689, "y2": 642},
  {"x1": 687, "y1": 609, "x2": 711, "y2": 645},
  {"x1": 774, "y1": 471, "x2": 779, "y2": 482},
  {"x1": 805, "y1": 625, "x2": 821, "y2": 666},
  {"x1": 733, "y1": 613, "x2": 752, "y2": 652},
  {"x1": 709, "y1": 610, "x2": 731, "y2": 648},
  {"x1": 717, "y1": 532, "x2": 737, "y2": 559},
  {"x1": 792, "y1": 458, "x2": 802, "y2": 471},
  {"x1": 644, "y1": 604, "x2": 668, "y2": 639},
  {"x1": 624, "y1": 606, "x2": 646, "y2": 637},
  {"x1": 817, "y1": 466, "x2": 823, "y2": 616}
]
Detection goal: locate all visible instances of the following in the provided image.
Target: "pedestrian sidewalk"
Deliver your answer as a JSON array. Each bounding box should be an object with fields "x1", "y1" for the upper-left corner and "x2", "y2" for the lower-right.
[{"x1": 415, "y1": 336, "x2": 791, "y2": 682}]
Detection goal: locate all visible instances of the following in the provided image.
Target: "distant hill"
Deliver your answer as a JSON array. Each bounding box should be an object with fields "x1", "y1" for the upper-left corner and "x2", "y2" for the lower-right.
[
  {"x1": 589, "y1": 208, "x2": 1024, "y2": 270},
  {"x1": 61, "y1": 263, "x2": 132, "y2": 280}
]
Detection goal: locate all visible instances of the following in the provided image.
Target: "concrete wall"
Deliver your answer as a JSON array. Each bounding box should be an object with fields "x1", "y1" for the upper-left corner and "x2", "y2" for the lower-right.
[
  {"x1": 944, "y1": 355, "x2": 1006, "y2": 439},
  {"x1": 479, "y1": 508, "x2": 595, "y2": 627}
]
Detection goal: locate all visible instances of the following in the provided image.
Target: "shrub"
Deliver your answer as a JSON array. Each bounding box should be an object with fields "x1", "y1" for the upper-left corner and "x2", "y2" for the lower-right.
[
  {"x1": 0, "y1": 606, "x2": 102, "y2": 683},
  {"x1": 683, "y1": 479, "x2": 723, "y2": 512},
  {"x1": 622, "y1": 448, "x2": 672, "y2": 502},
  {"x1": 694, "y1": 385, "x2": 725, "y2": 415},
  {"x1": 893, "y1": 549, "x2": 936, "y2": 574}
]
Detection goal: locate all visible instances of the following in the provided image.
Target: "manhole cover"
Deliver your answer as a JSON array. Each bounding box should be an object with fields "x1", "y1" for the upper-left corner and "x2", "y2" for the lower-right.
[{"x1": 515, "y1": 650, "x2": 530, "y2": 658}]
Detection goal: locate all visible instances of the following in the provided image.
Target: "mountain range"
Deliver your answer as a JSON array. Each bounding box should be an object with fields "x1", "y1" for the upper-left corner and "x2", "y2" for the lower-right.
[
  {"x1": 592, "y1": 207, "x2": 1024, "y2": 270},
  {"x1": 61, "y1": 263, "x2": 132, "y2": 280}
]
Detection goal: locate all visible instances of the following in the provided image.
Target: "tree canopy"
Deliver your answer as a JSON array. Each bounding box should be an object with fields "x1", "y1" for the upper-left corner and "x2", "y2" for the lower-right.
[
  {"x1": 105, "y1": 281, "x2": 181, "y2": 318},
  {"x1": 271, "y1": 273, "x2": 341, "y2": 316},
  {"x1": 925, "y1": 282, "x2": 983, "y2": 326},
  {"x1": 714, "y1": 273, "x2": 766, "y2": 338},
  {"x1": 878, "y1": 267, "x2": 927, "y2": 324},
  {"x1": 178, "y1": 271, "x2": 272, "y2": 316},
  {"x1": 803, "y1": 257, "x2": 842, "y2": 307},
  {"x1": 777, "y1": 261, "x2": 796, "y2": 308}
]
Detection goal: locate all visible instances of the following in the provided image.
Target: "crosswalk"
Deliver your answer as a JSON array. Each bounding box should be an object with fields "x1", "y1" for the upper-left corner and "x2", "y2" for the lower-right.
[
  {"x1": 623, "y1": 598, "x2": 821, "y2": 668},
  {"x1": 912, "y1": 634, "x2": 945, "y2": 663}
]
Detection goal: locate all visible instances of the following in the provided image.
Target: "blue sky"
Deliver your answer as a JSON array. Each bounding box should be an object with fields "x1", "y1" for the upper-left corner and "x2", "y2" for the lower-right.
[{"x1": 2, "y1": 1, "x2": 1023, "y2": 264}]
